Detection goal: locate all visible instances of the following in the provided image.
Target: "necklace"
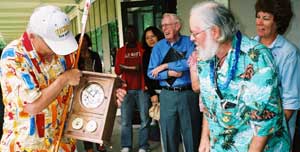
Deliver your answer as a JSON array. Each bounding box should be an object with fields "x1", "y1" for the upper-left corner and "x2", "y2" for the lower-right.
[
  {"x1": 216, "y1": 52, "x2": 228, "y2": 69},
  {"x1": 209, "y1": 31, "x2": 242, "y2": 90}
]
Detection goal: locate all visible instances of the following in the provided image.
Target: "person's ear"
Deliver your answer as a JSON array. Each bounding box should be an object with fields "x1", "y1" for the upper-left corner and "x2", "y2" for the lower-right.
[
  {"x1": 211, "y1": 26, "x2": 221, "y2": 41},
  {"x1": 175, "y1": 22, "x2": 181, "y2": 31},
  {"x1": 28, "y1": 33, "x2": 38, "y2": 41},
  {"x1": 28, "y1": 33, "x2": 35, "y2": 40}
]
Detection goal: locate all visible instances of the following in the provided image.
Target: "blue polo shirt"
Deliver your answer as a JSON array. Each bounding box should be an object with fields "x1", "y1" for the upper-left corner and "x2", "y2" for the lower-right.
[{"x1": 147, "y1": 35, "x2": 194, "y2": 87}]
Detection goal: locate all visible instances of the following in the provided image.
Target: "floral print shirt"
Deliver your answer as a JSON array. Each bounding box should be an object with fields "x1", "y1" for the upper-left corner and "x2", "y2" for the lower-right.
[
  {"x1": 0, "y1": 33, "x2": 76, "y2": 152},
  {"x1": 197, "y1": 34, "x2": 290, "y2": 152}
]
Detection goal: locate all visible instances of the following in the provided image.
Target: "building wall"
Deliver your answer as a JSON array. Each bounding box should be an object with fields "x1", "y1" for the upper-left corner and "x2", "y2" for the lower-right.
[
  {"x1": 70, "y1": 0, "x2": 299, "y2": 73},
  {"x1": 177, "y1": 0, "x2": 202, "y2": 36},
  {"x1": 70, "y1": 0, "x2": 120, "y2": 73},
  {"x1": 177, "y1": 0, "x2": 229, "y2": 36}
]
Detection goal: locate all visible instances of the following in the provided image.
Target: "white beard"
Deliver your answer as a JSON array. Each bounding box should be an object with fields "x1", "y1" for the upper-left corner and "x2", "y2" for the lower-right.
[{"x1": 197, "y1": 31, "x2": 219, "y2": 61}]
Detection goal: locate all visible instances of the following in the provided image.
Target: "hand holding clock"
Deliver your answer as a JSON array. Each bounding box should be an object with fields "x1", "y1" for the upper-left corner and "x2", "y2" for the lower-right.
[{"x1": 116, "y1": 83, "x2": 127, "y2": 107}]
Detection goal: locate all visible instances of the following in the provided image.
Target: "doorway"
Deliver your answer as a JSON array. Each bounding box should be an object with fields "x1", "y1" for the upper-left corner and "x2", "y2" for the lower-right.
[{"x1": 121, "y1": 0, "x2": 163, "y2": 42}]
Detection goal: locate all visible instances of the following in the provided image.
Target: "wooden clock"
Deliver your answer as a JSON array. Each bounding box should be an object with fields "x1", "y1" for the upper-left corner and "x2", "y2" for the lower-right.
[{"x1": 64, "y1": 71, "x2": 121, "y2": 144}]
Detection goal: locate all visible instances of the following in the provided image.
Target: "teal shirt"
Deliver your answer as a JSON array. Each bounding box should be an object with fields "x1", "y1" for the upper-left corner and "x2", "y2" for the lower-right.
[{"x1": 197, "y1": 34, "x2": 290, "y2": 151}]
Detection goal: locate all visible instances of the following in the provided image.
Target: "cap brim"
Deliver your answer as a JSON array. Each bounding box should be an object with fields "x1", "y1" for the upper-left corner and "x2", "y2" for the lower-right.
[{"x1": 43, "y1": 33, "x2": 78, "y2": 56}]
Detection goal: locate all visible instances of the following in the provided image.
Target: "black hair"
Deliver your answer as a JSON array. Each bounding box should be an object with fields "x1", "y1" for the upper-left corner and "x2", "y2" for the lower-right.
[
  {"x1": 255, "y1": 0, "x2": 293, "y2": 34},
  {"x1": 75, "y1": 33, "x2": 92, "y2": 47},
  {"x1": 141, "y1": 26, "x2": 164, "y2": 50}
]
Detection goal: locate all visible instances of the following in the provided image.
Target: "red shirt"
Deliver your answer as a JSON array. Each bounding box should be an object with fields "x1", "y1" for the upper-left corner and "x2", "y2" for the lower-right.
[{"x1": 115, "y1": 42, "x2": 146, "y2": 90}]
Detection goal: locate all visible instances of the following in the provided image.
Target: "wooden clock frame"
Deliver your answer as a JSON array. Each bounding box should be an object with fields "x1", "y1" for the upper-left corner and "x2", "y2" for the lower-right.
[{"x1": 64, "y1": 71, "x2": 120, "y2": 144}]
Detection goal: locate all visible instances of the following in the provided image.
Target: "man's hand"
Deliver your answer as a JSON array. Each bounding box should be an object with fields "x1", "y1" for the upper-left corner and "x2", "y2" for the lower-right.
[
  {"x1": 284, "y1": 109, "x2": 295, "y2": 121},
  {"x1": 199, "y1": 116, "x2": 211, "y2": 152},
  {"x1": 120, "y1": 64, "x2": 140, "y2": 71},
  {"x1": 168, "y1": 70, "x2": 182, "y2": 77},
  {"x1": 116, "y1": 83, "x2": 127, "y2": 107},
  {"x1": 249, "y1": 135, "x2": 268, "y2": 152},
  {"x1": 63, "y1": 69, "x2": 82, "y2": 86},
  {"x1": 199, "y1": 135, "x2": 210, "y2": 152},
  {"x1": 151, "y1": 63, "x2": 168, "y2": 78}
]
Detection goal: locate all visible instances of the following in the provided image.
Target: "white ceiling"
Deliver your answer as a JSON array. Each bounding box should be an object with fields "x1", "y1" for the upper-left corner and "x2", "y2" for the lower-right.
[{"x1": 0, "y1": 0, "x2": 78, "y2": 43}]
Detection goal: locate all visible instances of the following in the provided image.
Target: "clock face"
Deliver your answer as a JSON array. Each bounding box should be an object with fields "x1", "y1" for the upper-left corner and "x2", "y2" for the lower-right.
[
  {"x1": 85, "y1": 120, "x2": 98, "y2": 133},
  {"x1": 72, "y1": 117, "x2": 83, "y2": 130},
  {"x1": 81, "y1": 83, "x2": 105, "y2": 109}
]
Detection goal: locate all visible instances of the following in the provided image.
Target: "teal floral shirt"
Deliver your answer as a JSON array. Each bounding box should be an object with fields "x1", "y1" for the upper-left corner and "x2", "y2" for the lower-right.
[{"x1": 197, "y1": 34, "x2": 290, "y2": 152}]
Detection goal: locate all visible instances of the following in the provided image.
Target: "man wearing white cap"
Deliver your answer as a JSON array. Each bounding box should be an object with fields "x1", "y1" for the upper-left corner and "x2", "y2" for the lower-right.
[{"x1": 0, "y1": 5, "x2": 82, "y2": 151}]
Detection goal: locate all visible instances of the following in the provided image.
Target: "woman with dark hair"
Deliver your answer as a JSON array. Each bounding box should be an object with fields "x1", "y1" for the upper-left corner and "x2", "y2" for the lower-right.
[
  {"x1": 254, "y1": 0, "x2": 300, "y2": 144},
  {"x1": 141, "y1": 26, "x2": 164, "y2": 141},
  {"x1": 75, "y1": 33, "x2": 103, "y2": 152},
  {"x1": 75, "y1": 33, "x2": 102, "y2": 73},
  {"x1": 142, "y1": 26, "x2": 164, "y2": 103}
]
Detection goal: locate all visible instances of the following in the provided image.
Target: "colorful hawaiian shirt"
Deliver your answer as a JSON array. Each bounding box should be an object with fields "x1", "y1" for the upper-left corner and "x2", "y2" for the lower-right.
[
  {"x1": 197, "y1": 33, "x2": 290, "y2": 152},
  {"x1": 0, "y1": 33, "x2": 76, "y2": 152}
]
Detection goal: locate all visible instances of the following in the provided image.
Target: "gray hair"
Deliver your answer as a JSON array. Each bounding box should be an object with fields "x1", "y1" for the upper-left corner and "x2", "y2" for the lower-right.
[
  {"x1": 190, "y1": 1, "x2": 239, "y2": 42},
  {"x1": 162, "y1": 13, "x2": 182, "y2": 28}
]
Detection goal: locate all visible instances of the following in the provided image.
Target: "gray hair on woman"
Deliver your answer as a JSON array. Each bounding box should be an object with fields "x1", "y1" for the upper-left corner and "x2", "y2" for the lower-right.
[{"x1": 190, "y1": 1, "x2": 239, "y2": 43}]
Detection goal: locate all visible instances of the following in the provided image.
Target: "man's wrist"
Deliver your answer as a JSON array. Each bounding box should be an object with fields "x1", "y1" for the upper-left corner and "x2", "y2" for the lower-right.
[{"x1": 164, "y1": 63, "x2": 168, "y2": 69}]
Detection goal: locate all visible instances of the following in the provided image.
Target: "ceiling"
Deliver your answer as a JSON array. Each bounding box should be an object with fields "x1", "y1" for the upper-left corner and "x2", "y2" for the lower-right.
[{"x1": 0, "y1": 0, "x2": 79, "y2": 43}]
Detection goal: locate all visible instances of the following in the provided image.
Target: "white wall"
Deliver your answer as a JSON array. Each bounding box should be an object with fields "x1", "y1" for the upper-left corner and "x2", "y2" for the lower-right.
[
  {"x1": 177, "y1": 0, "x2": 230, "y2": 36},
  {"x1": 287, "y1": 0, "x2": 300, "y2": 48},
  {"x1": 177, "y1": 0, "x2": 203, "y2": 36},
  {"x1": 230, "y1": 0, "x2": 300, "y2": 48}
]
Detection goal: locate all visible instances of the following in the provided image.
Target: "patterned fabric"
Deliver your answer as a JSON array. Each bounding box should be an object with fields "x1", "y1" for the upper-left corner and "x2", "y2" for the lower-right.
[
  {"x1": 0, "y1": 33, "x2": 76, "y2": 152},
  {"x1": 197, "y1": 34, "x2": 290, "y2": 151},
  {"x1": 253, "y1": 34, "x2": 300, "y2": 143},
  {"x1": 253, "y1": 35, "x2": 300, "y2": 110}
]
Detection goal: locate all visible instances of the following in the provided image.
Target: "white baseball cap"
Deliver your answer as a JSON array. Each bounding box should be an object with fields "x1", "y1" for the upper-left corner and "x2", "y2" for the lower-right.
[{"x1": 28, "y1": 5, "x2": 78, "y2": 55}]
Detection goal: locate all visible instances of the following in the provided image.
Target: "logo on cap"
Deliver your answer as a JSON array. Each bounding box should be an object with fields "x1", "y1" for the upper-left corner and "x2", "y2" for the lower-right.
[{"x1": 55, "y1": 24, "x2": 71, "y2": 38}]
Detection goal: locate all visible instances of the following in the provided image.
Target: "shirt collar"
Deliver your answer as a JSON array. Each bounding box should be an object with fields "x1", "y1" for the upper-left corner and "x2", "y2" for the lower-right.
[
  {"x1": 165, "y1": 35, "x2": 182, "y2": 46},
  {"x1": 254, "y1": 34, "x2": 284, "y2": 50},
  {"x1": 269, "y1": 35, "x2": 284, "y2": 49}
]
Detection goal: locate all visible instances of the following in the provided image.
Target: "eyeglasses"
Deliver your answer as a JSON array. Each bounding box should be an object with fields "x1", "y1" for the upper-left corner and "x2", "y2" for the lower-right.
[
  {"x1": 190, "y1": 27, "x2": 211, "y2": 38},
  {"x1": 161, "y1": 23, "x2": 176, "y2": 28}
]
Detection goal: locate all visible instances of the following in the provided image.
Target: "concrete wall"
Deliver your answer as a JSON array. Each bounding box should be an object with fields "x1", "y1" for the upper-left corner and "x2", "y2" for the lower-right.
[
  {"x1": 177, "y1": 0, "x2": 202, "y2": 36},
  {"x1": 177, "y1": 0, "x2": 229, "y2": 36}
]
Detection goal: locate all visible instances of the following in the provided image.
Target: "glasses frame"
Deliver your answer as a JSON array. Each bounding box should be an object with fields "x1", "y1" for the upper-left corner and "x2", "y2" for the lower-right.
[
  {"x1": 161, "y1": 22, "x2": 177, "y2": 28},
  {"x1": 190, "y1": 26, "x2": 211, "y2": 38}
]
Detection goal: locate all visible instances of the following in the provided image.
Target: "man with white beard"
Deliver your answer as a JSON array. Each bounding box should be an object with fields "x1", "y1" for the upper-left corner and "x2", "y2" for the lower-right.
[{"x1": 188, "y1": 1, "x2": 290, "y2": 152}]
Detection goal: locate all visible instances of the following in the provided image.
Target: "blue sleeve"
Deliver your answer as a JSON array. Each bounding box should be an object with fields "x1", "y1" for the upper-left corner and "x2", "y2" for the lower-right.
[
  {"x1": 279, "y1": 46, "x2": 300, "y2": 110},
  {"x1": 168, "y1": 41, "x2": 195, "y2": 72},
  {"x1": 168, "y1": 38, "x2": 195, "y2": 71},
  {"x1": 147, "y1": 42, "x2": 168, "y2": 80}
]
